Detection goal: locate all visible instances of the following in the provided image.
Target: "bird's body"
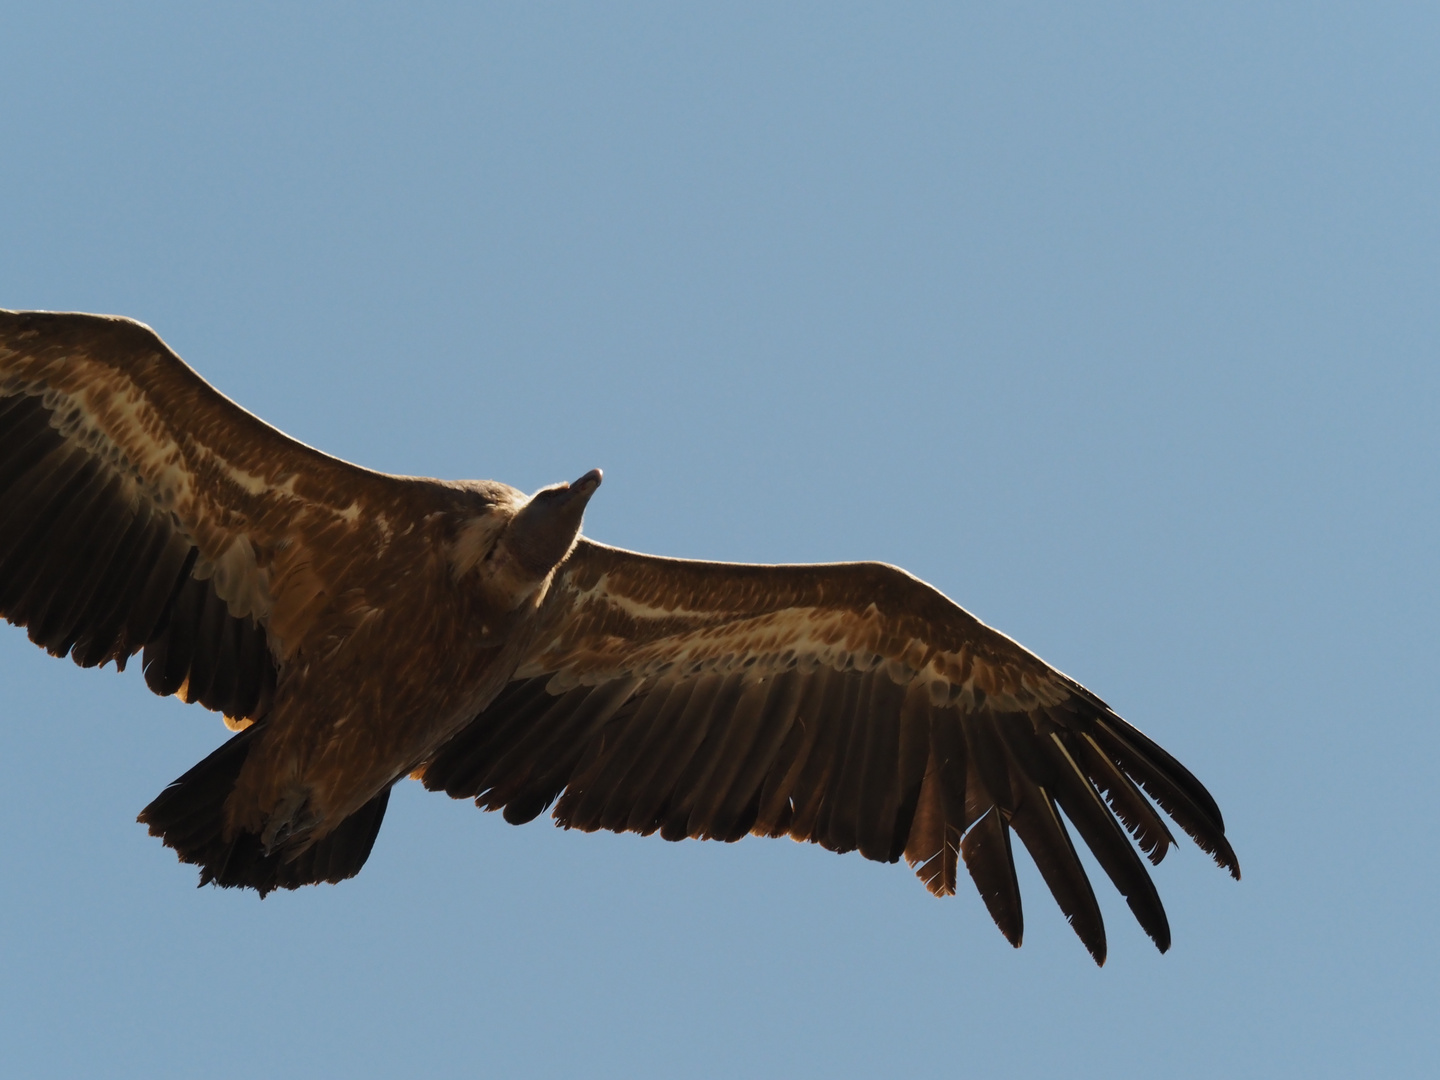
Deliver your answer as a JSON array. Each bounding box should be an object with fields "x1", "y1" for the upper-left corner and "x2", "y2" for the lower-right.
[{"x1": 0, "y1": 308, "x2": 1237, "y2": 963}]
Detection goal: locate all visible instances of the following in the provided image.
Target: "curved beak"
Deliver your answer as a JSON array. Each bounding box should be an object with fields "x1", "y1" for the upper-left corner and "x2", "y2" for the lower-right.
[{"x1": 571, "y1": 468, "x2": 603, "y2": 495}]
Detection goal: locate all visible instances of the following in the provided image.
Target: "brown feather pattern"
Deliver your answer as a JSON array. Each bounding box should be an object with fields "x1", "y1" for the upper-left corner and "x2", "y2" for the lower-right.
[
  {"x1": 2, "y1": 309, "x2": 1237, "y2": 958},
  {"x1": 0, "y1": 388, "x2": 277, "y2": 723},
  {"x1": 419, "y1": 540, "x2": 1240, "y2": 961}
]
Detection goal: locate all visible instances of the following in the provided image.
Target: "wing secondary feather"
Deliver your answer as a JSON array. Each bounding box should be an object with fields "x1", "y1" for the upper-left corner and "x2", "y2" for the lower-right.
[
  {"x1": 423, "y1": 540, "x2": 1239, "y2": 962},
  {"x1": 0, "y1": 309, "x2": 412, "y2": 724}
]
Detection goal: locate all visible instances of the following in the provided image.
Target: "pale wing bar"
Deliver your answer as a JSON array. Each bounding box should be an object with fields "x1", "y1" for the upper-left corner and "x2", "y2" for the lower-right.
[
  {"x1": 0, "y1": 314, "x2": 280, "y2": 722},
  {"x1": 423, "y1": 547, "x2": 1238, "y2": 965},
  {"x1": 0, "y1": 387, "x2": 277, "y2": 720}
]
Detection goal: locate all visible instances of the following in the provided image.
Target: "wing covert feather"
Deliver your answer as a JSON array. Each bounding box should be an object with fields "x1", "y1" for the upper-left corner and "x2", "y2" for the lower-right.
[
  {"x1": 0, "y1": 309, "x2": 419, "y2": 725},
  {"x1": 423, "y1": 540, "x2": 1238, "y2": 961}
]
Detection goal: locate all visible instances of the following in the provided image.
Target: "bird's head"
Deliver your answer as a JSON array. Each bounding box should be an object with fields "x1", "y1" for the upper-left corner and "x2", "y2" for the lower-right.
[
  {"x1": 506, "y1": 468, "x2": 603, "y2": 578},
  {"x1": 453, "y1": 468, "x2": 603, "y2": 611}
]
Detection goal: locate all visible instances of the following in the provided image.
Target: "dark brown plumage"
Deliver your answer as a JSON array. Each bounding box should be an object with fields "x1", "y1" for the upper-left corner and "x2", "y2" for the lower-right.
[{"x1": 0, "y1": 308, "x2": 1238, "y2": 963}]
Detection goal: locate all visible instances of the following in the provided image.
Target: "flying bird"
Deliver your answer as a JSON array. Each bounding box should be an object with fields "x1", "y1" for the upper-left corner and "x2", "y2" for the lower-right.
[{"x1": 0, "y1": 309, "x2": 1237, "y2": 964}]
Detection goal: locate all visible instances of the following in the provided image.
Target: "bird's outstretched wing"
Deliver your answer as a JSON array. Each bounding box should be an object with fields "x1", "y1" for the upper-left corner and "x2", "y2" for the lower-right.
[
  {"x1": 0, "y1": 309, "x2": 402, "y2": 725},
  {"x1": 423, "y1": 538, "x2": 1239, "y2": 963}
]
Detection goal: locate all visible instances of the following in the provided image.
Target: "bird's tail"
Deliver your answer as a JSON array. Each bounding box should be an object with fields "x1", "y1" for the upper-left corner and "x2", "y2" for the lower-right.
[{"x1": 137, "y1": 725, "x2": 391, "y2": 896}]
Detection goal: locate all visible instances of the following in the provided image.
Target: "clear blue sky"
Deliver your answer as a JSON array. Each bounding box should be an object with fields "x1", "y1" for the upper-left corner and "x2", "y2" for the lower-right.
[{"x1": 2, "y1": 4, "x2": 1436, "y2": 1077}]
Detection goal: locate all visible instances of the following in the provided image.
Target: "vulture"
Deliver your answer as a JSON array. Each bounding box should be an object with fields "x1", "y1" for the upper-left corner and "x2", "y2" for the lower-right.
[{"x1": 0, "y1": 309, "x2": 1238, "y2": 964}]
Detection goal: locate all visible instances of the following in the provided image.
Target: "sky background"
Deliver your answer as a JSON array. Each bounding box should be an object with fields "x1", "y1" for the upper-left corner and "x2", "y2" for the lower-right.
[{"x1": 2, "y1": 4, "x2": 1436, "y2": 1077}]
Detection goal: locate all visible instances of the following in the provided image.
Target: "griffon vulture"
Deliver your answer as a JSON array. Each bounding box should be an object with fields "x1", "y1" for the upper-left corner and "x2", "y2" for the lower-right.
[{"x1": 0, "y1": 309, "x2": 1237, "y2": 964}]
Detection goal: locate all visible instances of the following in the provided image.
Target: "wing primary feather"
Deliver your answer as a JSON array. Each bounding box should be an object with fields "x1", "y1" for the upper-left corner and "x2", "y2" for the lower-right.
[
  {"x1": 959, "y1": 807, "x2": 1024, "y2": 947},
  {"x1": 1003, "y1": 758, "x2": 1108, "y2": 965},
  {"x1": 1098, "y1": 712, "x2": 1227, "y2": 830},
  {"x1": 1091, "y1": 716, "x2": 1240, "y2": 879},
  {"x1": 1034, "y1": 726, "x2": 1170, "y2": 951},
  {"x1": 1069, "y1": 728, "x2": 1175, "y2": 864}
]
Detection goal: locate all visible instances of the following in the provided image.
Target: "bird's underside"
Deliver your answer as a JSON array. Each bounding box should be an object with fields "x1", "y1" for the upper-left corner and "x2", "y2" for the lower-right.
[{"x1": 0, "y1": 309, "x2": 1238, "y2": 964}]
